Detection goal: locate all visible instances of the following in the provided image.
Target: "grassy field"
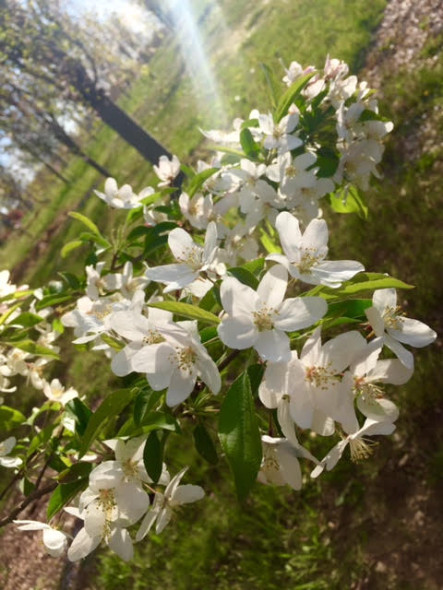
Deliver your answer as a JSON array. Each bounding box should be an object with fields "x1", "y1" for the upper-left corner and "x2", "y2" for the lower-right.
[{"x1": 2, "y1": 0, "x2": 443, "y2": 588}]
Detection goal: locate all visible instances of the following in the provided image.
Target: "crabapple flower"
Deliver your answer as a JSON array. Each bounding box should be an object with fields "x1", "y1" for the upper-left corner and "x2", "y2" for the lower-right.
[
  {"x1": 0, "y1": 436, "x2": 22, "y2": 468},
  {"x1": 43, "y1": 378, "x2": 79, "y2": 406},
  {"x1": 136, "y1": 467, "x2": 204, "y2": 541},
  {"x1": 258, "y1": 112, "x2": 302, "y2": 153},
  {"x1": 95, "y1": 178, "x2": 153, "y2": 209},
  {"x1": 218, "y1": 265, "x2": 327, "y2": 362},
  {"x1": 277, "y1": 327, "x2": 367, "y2": 435},
  {"x1": 145, "y1": 222, "x2": 223, "y2": 293},
  {"x1": 258, "y1": 435, "x2": 318, "y2": 490},
  {"x1": 344, "y1": 337, "x2": 412, "y2": 422},
  {"x1": 131, "y1": 321, "x2": 221, "y2": 406},
  {"x1": 311, "y1": 417, "x2": 397, "y2": 478},
  {"x1": 153, "y1": 155, "x2": 181, "y2": 187},
  {"x1": 365, "y1": 288, "x2": 437, "y2": 369},
  {"x1": 266, "y1": 152, "x2": 317, "y2": 196},
  {"x1": 13, "y1": 520, "x2": 69, "y2": 557},
  {"x1": 269, "y1": 212, "x2": 364, "y2": 287}
]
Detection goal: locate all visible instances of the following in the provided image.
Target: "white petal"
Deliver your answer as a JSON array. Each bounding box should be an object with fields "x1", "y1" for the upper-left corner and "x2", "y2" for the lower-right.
[
  {"x1": 389, "y1": 317, "x2": 437, "y2": 348},
  {"x1": 217, "y1": 317, "x2": 257, "y2": 350},
  {"x1": 115, "y1": 482, "x2": 150, "y2": 525},
  {"x1": 166, "y1": 369, "x2": 196, "y2": 406},
  {"x1": 155, "y1": 507, "x2": 172, "y2": 534},
  {"x1": 168, "y1": 228, "x2": 195, "y2": 260},
  {"x1": 220, "y1": 277, "x2": 258, "y2": 316},
  {"x1": 68, "y1": 527, "x2": 101, "y2": 561},
  {"x1": 274, "y1": 296, "x2": 327, "y2": 331},
  {"x1": 170, "y1": 484, "x2": 205, "y2": 506},
  {"x1": 255, "y1": 330, "x2": 291, "y2": 363},
  {"x1": 42, "y1": 528, "x2": 68, "y2": 557},
  {"x1": 275, "y1": 212, "x2": 302, "y2": 261},
  {"x1": 257, "y1": 265, "x2": 287, "y2": 308},
  {"x1": 108, "y1": 528, "x2": 133, "y2": 561},
  {"x1": 373, "y1": 288, "x2": 396, "y2": 313}
]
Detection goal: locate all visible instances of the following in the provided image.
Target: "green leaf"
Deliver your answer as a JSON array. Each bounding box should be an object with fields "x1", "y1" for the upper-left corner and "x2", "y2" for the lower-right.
[
  {"x1": 27, "y1": 423, "x2": 58, "y2": 457},
  {"x1": 118, "y1": 411, "x2": 180, "y2": 437},
  {"x1": 0, "y1": 406, "x2": 26, "y2": 432},
  {"x1": 133, "y1": 389, "x2": 163, "y2": 427},
  {"x1": 218, "y1": 372, "x2": 262, "y2": 502},
  {"x1": 240, "y1": 128, "x2": 260, "y2": 159},
  {"x1": 61, "y1": 239, "x2": 84, "y2": 259},
  {"x1": 5, "y1": 340, "x2": 59, "y2": 359},
  {"x1": 227, "y1": 267, "x2": 259, "y2": 289},
  {"x1": 260, "y1": 229, "x2": 281, "y2": 254},
  {"x1": 100, "y1": 333, "x2": 124, "y2": 351},
  {"x1": 329, "y1": 186, "x2": 368, "y2": 219},
  {"x1": 68, "y1": 211, "x2": 102, "y2": 237},
  {"x1": 306, "y1": 273, "x2": 414, "y2": 301},
  {"x1": 242, "y1": 258, "x2": 265, "y2": 276},
  {"x1": 58, "y1": 462, "x2": 93, "y2": 484},
  {"x1": 275, "y1": 72, "x2": 316, "y2": 122},
  {"x1": 148, "y1": 301, "x2": 220, "y2": 324},
  {"x1": 8, "y1": 312, "x2": 44, "y2": 328},
  {"x1": 65, "y1": 399, "x2": 92, "y2": 436},
  {"x1": 78, "y1": 232, "x2": 111, "y2": 249},
  {"x1": 79, "y1": 388, "x2": 136, "y2": 457},
  {"x1": 35, "y1": 293, "x2": 74, "y2": 311},
  {"x1": 47, "y1": 480, "x2": 88, "y2": 521},
  {"x1": 187, "y1": 167, "x2": 219, "y2": 197},
  {"x1": 193, "y1": 423, "x2": 218, "y2": 465},
  {"x1": 143, "y1": 431, "x2": 163, "y2": 483},
  {"x1": 247, "y1": 364, "x2": 265, "y2": 397}
]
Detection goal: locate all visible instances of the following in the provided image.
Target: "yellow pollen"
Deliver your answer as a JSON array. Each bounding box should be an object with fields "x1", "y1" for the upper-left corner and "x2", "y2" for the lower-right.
[
  {"x1": 252, "y1": 307, "x2": 274, "y2": 332},
  {"x1": 178, "y1": 246, "x2": 203, "y2": 271},
  {"x1": 177, "y1": 346, "x2": 197, "y2": 371},
  {"x1": 305, "y1": 365, "x2": 337, "y2": 389},
  {"x1": 349, "y1": 438, "x2": 376, "y2": 462},
  {"x1": 297, "y1": 249, "x2": 321, "y2": 274},
  {"x1": 285, "y1": 164, "x2": 298, "y2": 178},
  {"x1": 383, "y1": 306, "x2": 404, "y2": 330},
  {"x1": 143, "y1": 330, "x2": 165, "y2": 345}
]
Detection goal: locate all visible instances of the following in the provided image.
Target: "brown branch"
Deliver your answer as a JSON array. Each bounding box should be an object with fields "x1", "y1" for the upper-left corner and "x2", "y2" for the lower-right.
[{"x1": 0, "y1": 480, "x2": 58, "y2": 528}]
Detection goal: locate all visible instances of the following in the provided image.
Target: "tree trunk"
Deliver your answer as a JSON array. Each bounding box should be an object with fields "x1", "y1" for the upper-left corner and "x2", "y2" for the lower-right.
[
  {"x1": 47, "y1": 117, "x2": 112, "y2": 178},
  {"x1": 69, "y1": 61, "x2": 184, "y2": 187}
]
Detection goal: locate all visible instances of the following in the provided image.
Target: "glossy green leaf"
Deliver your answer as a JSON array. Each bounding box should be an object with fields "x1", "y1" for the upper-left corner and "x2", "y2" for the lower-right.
[
  {"x1": 5, "y1": 339, "x2": 59, "y2": 359},
  {"x1": 68, "y1": 211, "x2": 102, "y2": 237},
  {"x1": 240, "y1": 128, "x2": 260, "y2": 159},
  {"x1": 329, "y1": 186, "x2": 368, "y2": 219},
  {"x1": 47, "y1": 479, "x2": 88, "y2": 521},
  {"x1": 0, "y1": 406, "x2": 26, "y2": 432},
  {"x1": 227, "y1": 267, "x2": 259, "y2": 289},
  {"x1": 143, "y1": 431, "x2": 163, "y2": 483},
  {"x1": 58, "y1": 461, "x2": 93, "y2": 484},
  {"x1": 65, "y1": 399, "x2": 92, "y2": 436},
  {"x1": 306, "y1": 273, "x2": 414, "y2": 301},
  {"x1": 79, "y1": 388, "x2": 136, "y2": 457},
  {"x1": 193, "y1": 423, "x2": 218, "y2": 465},
  {"x1": 148, "y1": 301, "x2": 220, "y2": 324},
  {"x1": 8, "y1": 312, "x2": 44, "y2": 328},
  {"x1": 61, "y1": 240, "x2": 84, "y2": 259},
  {"x1": 188, "y1": 167, "x2": 219, "y2": 197},
  {"x1": 275, "y1": 72, "x2": 315, "y2": 122},
  {"x1": 218, "y1": 372, "x2": 262, "y2": 502}
]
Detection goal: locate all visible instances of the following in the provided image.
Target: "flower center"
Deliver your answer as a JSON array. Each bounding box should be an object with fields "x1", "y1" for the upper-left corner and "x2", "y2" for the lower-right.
[
  {"x1": 305, "y1": 365, "x2": 337, "y2": 389},
  {"x1": 178, "y1": 246, "x2": 203, "y2": 271},
  {"x1": 349, "y1": 437, "x2": 375, "y2": 462},
  {"x1": 253, "y1": 306, "x2": 274, "y2": 332},
  {"x1": 143, "y1": 330, "x2": 165, "y2": 345},
  {"x1": 296, "y1": 248, "x2": 322, "y2": 274},
  {"x1": 176, "y1": 346, "x2": 197, "y2": 372},
  {"x1": 285, "y1": 164, "x2": 298, "y2": 178},
  {"x1": 382, "y1": 306, "x2": 404, "y2": 330}
]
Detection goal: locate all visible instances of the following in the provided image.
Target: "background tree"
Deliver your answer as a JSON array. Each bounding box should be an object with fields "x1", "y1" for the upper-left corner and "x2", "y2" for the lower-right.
[{"x1": 0, "y1": 0, "x2": 178, "y2": 172}]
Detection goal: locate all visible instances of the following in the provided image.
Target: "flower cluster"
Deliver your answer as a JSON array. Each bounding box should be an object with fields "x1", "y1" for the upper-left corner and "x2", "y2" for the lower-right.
[{"x1": 0, "y1": 57, "x2": 436, "y2": 564}]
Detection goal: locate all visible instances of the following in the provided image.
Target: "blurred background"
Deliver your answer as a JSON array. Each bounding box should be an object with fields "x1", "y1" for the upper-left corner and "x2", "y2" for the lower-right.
[{"x1": 0, "y1": 0, "x2": 442, "y2": 588}]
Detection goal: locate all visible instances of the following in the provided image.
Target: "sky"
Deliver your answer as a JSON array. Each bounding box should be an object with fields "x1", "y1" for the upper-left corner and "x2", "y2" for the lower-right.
[{"x1": 66, "y1": 0, "x2": 153, "y2": 34}]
